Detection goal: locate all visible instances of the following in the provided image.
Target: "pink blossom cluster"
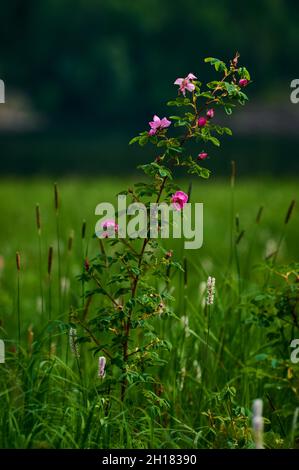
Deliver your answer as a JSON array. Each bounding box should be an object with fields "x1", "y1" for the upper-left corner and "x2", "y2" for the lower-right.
[
  {"x1": 148, "y1": 115, "x2": 171, "y2": 136},
  {"x1": 101, "y1": 219, "x2": 119, "y2": 238}
]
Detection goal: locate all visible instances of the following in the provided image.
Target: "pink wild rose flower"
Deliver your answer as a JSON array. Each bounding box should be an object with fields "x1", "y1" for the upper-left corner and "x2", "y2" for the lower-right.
[
  {"x1": 174, "y1": 73, "x2": 197, "y2": 96},
  {"x1": 101, "y1": 219, "x2": 119, "y2": 238},
  {"x1": 206, "y1": 108, "x2": 214, "y2": 119},
  {"x1": 198, "y1": 152, "x2": 208, "y2": 160},
  {"x1": 171, "y1": 191, "x2": 189, "y2": 211},
  {"x1": 148, "y1": 115, "x2": 171, "y2": 135}
]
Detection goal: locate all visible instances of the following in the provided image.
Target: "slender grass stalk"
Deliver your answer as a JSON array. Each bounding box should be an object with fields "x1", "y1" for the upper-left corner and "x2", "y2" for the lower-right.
[
  {"x1": 48, "y1": 246, "x2": 53, "y2": 355},
  {"x1": 265, "y1": 199, "x2": 296, "y2": 287},
  {"x1": 266, "y1": 392, "x2": 286, "y2": 438},
  {"x1": 16, "y1": 251, "x2": 21, "y2": 350},
  {"x1": 54, "y1": 183, "x2": 62, "y2": 316},
  {"x1": 291, "y1": 407, "x2": 299, "y2": 447},
  {"x1": 245, "y1": 205, "x2": 263, "y2": 279},
  {"x1": 62, "y1": 230, "x2": 74, "y2": 313},
  {"x1": 234, "y1": 214, "x2": 242, "y2": 297},
  {"x1": 205, "y1": 276, "x2": 215, "y2": 374},
  {"x1": 69, "y1": 322, "x2": 86, "y2": 406},
  {"x1": 273, "y1": 199, "x2": 296, "y2": 265},
  {"x1": 35, "y1": 203, "x2": 44, "y2": 316},
  {"x1": 27, "y1": 325, "x2": 34, "y2": 356},
  {"x1": 228, "y1": 160, "x2": 236, "y2": 270},
  {"x1": 81, "y1": 220, "x2": 87, "y2": 307}
]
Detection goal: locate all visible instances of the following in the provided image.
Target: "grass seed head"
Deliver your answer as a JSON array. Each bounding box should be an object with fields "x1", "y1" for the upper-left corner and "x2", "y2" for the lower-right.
[
  {"x1": 36, "y1": 203, "x2": 41, "y2": 232},
  {"x1": 206, "y1": 276, "x2": 216, "y2": 305},
  {"x1": 47, "y1": 246, "x2": 53, "y2": 275},
  {"x1": 285, "y1": 199, "x2": 295, "y2": 224},
  {"x1": 69, "y1": 327, "x2": 80, "y2": 358},
  {"x1": 16, "y1": 252, "x2": 21, "y2": 272}
]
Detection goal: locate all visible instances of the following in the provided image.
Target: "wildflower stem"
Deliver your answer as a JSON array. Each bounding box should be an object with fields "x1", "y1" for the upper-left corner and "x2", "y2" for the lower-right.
[
  {"x1": 120, "y1": 175, "x2": 168, "y2": 401},
  {"x1": 91, "y1": 272, "x2": 121, "y2": 308}
]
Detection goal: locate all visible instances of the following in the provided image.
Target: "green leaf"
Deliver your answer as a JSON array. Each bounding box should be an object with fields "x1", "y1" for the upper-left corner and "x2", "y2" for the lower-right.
[
  {"x1": 167, "y1": 97, "x2": 191, "y2": 107},
  {"x1": 238, "y1": 91, "x2": 249, "y2": 105},
  {"x1": 157, "y1": 140, "x2": 167, "y2": 148},
  {"x1": 224, "y1": 106, "x2": 233, "y2": 115},
  {"x1": 198, "y1": 91, "x2": 214, "y2": 99},
  {"x1": 129, "y1": 136, "x2": 140, "y2": 145},
  {"x1": 255, "y1": 354, "x2": 268, "y2": 361},
  {"x1": 137, "y1": 162, "x2": 172, "y2": 180},
  {"x1": 167, "y1": 146, "x2": 182, "y2": 154},
  {"x1": 204, "y1": 57, "x2": 227, "y2": 73},
  {"x1": 223, "y1": 81, "x2": 238, "y2": 96},
  {"x1": 223, "y1": 127, "x2": 233, "y2": 136},
  {"x1": 183, "y1": 157, "x2": 211, "y2": 179},
  {"x1": 209, "y1": 136, "x2": 220, "y2": 147},
  {"x1": 158, "y1": 167, "x2": 173, "y2": 179},
  {"x1": 131, "y1": 266, "x2": 141, "y2": 276},
  {"x1": 238, "y1": 66, "x2": 251, "y2": 80},
  {"x1": 139, "y1": 135, "x2": 149, "y2": 146}
]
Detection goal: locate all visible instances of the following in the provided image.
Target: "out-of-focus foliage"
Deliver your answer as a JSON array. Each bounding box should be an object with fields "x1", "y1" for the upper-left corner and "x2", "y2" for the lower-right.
[{"x1": 0, "y1": 0, "x2": 298, "y2": 124}]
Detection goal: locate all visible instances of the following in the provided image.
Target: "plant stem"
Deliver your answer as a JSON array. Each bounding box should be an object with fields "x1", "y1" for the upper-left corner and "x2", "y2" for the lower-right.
[
  {"x1": 17, "y1": 271, "x2": 21, "y2": 350},
  {"x1": 121, "y1": 176, "x2": 168, "y2": 401},
  {"x1": 38, "y1": 231, "x2": 44, "y2": 315}
]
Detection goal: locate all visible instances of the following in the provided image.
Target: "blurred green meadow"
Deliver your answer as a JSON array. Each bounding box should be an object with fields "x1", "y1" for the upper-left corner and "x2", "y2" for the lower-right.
[
  {"x1": 0, "y1": 176, "x2": 297, "y2": 269},
  {"x1": 0, "y1": 176, "x2": 298, "y2": 449},
  {"x1": 0, "y1": 176, "x2": 297, "y2": 329}
]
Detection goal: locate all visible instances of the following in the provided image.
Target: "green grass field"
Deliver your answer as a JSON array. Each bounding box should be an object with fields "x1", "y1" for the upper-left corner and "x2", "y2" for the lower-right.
[{"x1": 0, "y1": 177, "x2": 298, "y2": 448}]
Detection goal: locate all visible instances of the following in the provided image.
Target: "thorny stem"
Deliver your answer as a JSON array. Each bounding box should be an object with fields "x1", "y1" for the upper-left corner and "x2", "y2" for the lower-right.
[
  {"x1": 91, "y1": 272, "x2": 121, "y2": 309},
  {"x1": 120, "y1": 66, "x2": 234, "y2": 401},
  {"x1": 120, "y1": 175, "x2": 168, "y2": 401},
  {"x1": 76, "y1": 317, "x2": 112, "y2": 360}
]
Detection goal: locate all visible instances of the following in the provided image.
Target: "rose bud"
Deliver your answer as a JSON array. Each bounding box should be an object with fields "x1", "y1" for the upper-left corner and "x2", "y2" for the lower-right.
[
  {"x1": 198, "y1": 152, "x2": 208, "y2": 160},
  {"x1": 198, "y1": 117, "x2": 207, "y2": 127},
  {"x1": 239, "y1": 78, "x2": 249, "y2": 87}
]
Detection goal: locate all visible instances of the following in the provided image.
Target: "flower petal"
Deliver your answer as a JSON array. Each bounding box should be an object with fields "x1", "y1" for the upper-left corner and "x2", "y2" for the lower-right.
[
  {"x1": 186, "y1": 82, "x2": 195, "y2": 92},
  {"x1": 160, "y1": 117, "x2": 171, "y2": 128},
  {"x1": 186, "y1": 73, "x2": 197, "y2": 80}
]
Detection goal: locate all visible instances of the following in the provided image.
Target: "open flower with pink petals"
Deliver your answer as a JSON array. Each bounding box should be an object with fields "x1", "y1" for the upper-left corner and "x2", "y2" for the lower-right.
[
  {"x1": 101, "y1": 219, "x2": 119, "y2": 238},
  {"x1": 171, "y1": 191, "x2": 189, "y2": 211},
  {"x1": 174, "y1": 73, "x2": 197, "y2": 96},
  {"x1": 148, "y1": 115, "x2": 171, "y2": 135},
  {"x1": 206, "y1": 108, "x2": 214, "y2": 119}
]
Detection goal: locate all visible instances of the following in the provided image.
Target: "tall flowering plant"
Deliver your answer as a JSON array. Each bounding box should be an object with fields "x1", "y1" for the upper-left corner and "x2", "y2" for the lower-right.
[{"x1": 74, "y1": 53, "x2": 251, "y2": 402}]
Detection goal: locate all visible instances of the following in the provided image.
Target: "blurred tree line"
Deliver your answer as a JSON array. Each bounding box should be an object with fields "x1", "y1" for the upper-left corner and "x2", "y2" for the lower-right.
[{"x1": 0, "y1": 0, "x2": 298, "y2": 127}]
